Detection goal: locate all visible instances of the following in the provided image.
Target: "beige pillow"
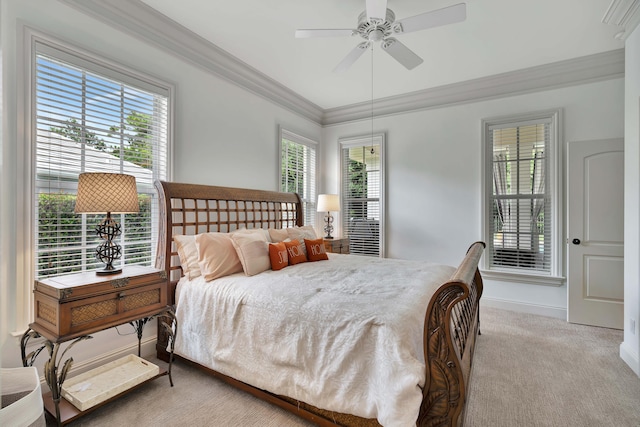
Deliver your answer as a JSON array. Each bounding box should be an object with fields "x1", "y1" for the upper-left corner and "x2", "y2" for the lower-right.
[
  {"x1": 195, "y1": 232, "x2": 243, "y2": 281},
  {"x1": 286, "y1": 226, "x2": 318, "y2": 255},
  {"x1": 268, "y1": 228, "x2": 289, "y2": 243},
  {"x1": 230, "y1": 229, "x2": 271, "y2": 276},
  {"x1": 286, "y1": 225, "x2": 317, "y2": 241},
  {"x1": 173, "y1": 235, "x2": 201, "y2": 280}
]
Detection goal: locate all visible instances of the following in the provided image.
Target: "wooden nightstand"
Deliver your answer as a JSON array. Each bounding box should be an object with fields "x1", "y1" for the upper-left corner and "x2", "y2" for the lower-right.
[
  {"x1": 21, "y1": 265, "x2": 175, "y2": 426},
  {"x1": 323, "y1": 237, "x2": 350, "y2": 254}
]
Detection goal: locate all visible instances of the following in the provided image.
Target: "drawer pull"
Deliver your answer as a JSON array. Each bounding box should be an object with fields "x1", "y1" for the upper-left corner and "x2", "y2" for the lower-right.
[{"x1": 117, "y1": 292, "x2": 126, "y2": 300}]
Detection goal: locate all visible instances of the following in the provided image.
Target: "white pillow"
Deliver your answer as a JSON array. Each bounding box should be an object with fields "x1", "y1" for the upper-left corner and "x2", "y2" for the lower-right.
[
  {"x1": 173, "y1": 235, "x2": 201, "y2": 280},
  {"x1": 286, "y1": 225, "x2": 317, "y2": 241},
  {"x1": 268, "y1": 228, "x2": 289, "y2": 243},
  {"x1": 195, "y1": 232, "x2": 243, "y2": 281},
  {"x1": 230, "y1": 229, "x2": 271, "y2": 276},
  {"x1": 286, "y1": 226, "x2": 318, "y2": 255}
]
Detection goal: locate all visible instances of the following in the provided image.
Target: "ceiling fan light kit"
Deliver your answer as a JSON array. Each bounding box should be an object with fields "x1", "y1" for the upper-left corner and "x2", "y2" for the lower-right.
[{"x1": 295, "y1": 1, "x2": 466, "y2": 72}]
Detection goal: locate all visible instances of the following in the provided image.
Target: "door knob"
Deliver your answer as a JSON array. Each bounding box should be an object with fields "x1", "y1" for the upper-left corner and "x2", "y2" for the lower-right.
[{"x1": 572, "y1": 238, "x2": 581, "y2": 245}]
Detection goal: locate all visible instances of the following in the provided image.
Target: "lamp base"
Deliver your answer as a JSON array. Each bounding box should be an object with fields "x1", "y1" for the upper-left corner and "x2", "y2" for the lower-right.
[
  {"x1": 323, "y1": 212, "x2": 334, "y2": 240},
  {"x1": 95, "y1": 266, "x2": 122, "y2": 276},
  {"x1": 95, "y1": 213, "x2": 123, "y2": 276}
]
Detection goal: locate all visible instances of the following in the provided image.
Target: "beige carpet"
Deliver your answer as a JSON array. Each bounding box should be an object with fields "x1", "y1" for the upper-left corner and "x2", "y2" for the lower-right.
[
  {"x1": 46, "y1": 307, "x2": 640, "y2": 426},
  {"x1": 463, "y1": 307, "x2": 640, "y2": 427}
]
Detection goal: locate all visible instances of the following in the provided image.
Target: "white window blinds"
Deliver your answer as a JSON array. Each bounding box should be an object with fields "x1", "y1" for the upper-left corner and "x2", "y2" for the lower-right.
[
  {"x1": 340, "y1": 134, "x2": 384, "y2": 257},
  {"x1": 280, "y1": 129, "x2": 317, "y2": 226},
  {"x1": 34, "y1": 41, "x2": 170, "y2": 278},
  {"x1": 488, "y1": 120, "x2": 551, "y2": 272}
]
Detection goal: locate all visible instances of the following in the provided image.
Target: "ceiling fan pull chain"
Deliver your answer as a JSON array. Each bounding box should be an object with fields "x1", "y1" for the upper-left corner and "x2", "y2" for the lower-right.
[{"x1": 371, "y1": 44, "x2": 375, "y2": 155}]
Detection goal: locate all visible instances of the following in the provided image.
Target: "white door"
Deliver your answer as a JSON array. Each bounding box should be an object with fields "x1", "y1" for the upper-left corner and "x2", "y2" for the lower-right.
[{"x1": 567, "y1": 138, "x2": 624, "y2": 329}]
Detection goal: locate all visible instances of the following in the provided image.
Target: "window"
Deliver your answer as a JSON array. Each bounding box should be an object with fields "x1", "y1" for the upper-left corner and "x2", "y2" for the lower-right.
[
  {"x1": 482, "y1": 110, "x2": 562, "y2": 284},
  {"x1": 279, "y1": 128, "x2": 317, "y2": 226},
  {"x1": 340, "y1": 133, "x2": 385, "y2": 257},
  {"x1": 34, "y1": 39, "x2": 171, "y2": 279}
]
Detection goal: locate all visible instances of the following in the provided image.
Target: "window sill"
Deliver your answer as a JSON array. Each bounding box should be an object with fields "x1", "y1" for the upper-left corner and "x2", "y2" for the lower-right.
[{"x1": 480, "y1": 269, "x2": 565, "y2": 287}]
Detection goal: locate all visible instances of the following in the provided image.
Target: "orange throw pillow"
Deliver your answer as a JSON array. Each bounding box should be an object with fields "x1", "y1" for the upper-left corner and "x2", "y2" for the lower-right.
[
  {"x1": 284, "y1": 239, "x2": 308, "y2": 265},
  {"x1": 268, "y1": 242, "x2": 288, "y2": 271},
  {"x1": 304, "y1": 238, "x2": 329, "y2": 261}
]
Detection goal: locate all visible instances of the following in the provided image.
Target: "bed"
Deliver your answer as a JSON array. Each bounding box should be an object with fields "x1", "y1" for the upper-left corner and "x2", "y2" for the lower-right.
[{"x1": 154, "y1": 180, "x2": 484, "y2": 427}]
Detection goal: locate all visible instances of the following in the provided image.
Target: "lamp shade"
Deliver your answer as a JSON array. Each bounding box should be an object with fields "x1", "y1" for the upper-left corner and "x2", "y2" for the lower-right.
[
  {"x1": 317, "y1": 194, "x2": 340, "y2": 212},
  {"x1": 75, "y1": 173, "x2": 139, "y2": 214}
]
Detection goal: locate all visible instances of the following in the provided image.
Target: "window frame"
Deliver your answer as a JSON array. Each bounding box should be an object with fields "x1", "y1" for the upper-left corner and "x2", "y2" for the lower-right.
[
  {"x1": 278, "y1": 127, "x2": 318, "y2": 226},
  {"x1": 481, "y1": 109, "x2": 564, "y2": 285},
  {"x1": 339, "y1": 132, "x2": 386, "y2": 258},
  {"x1": 15, "y1": 27, "x2": 174, "y2": 330}
]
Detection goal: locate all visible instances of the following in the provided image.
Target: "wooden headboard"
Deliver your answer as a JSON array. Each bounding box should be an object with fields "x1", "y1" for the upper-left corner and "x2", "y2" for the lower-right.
[{"x1": 154, "y1": 180, "x2": 303, "y2": 303}]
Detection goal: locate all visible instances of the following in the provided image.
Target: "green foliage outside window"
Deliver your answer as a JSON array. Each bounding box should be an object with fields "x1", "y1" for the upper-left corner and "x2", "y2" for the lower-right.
[
  {"x1": 281, "y1": 140, "x2": 305, "y2": 194},
  {"x1": 50, "y1": 111, "x2": 153, "y2": 170},
  {"x1": 50, "y1": 118, "x2": 107, "y2": 151},
  {"x1": 347, "y1": 158, "x2": 367, "y2": 219}
]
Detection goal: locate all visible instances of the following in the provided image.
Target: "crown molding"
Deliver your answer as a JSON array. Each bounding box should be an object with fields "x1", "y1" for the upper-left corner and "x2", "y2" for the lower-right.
[
  {"x1": 59, "y1": 0, "x2": 624, "y2": 128},
  {"x1": 602, "y1": 0, "x2": 640, "y2": 40},
  {"x1": 58, "y1": 0, "x2": 324, "y2": 125},
  {"x1": 322, "y1": 49, "x2": 625, "y2": 126}
]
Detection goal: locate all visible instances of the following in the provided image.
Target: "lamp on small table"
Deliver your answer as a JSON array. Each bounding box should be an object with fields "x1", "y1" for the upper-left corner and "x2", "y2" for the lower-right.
[
  {"x1": 317, "y1": 194, "x2": 340, "y2": 239},
  {"x1": 75, "y1": 173, "x2": 139, "y2": 275}
]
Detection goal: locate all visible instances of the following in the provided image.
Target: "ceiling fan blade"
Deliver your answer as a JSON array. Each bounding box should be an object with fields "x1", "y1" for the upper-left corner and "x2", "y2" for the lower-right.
[
  {"x1": 333, "y1": 42, "x2": 370, "y2": 73},
  {"x1": 295, "y1": 29, "x2": 355, "y2": 38},
  {"x1": 381, "y1": 38, "x2": 424, "y2": 70},
  {"x1": 394, "y1": 3, "x2": 466, "y2": 34},
  {"x1": 366, "y1": 0, "x2": 388, "y2": 22}
]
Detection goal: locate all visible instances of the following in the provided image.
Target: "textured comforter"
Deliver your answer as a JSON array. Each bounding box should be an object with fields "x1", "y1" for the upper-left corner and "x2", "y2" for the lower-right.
[{"x1": 174, "y1": 253, "x2": 455, "y2": 427}]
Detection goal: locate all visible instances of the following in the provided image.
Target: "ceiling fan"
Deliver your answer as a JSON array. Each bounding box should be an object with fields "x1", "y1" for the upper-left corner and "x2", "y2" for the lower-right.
[{"x1": 295, "y1": 1, "x2": 466, "y2": 72}]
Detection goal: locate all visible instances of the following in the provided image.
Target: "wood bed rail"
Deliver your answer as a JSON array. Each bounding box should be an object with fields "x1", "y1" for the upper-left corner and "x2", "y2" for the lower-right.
[{"x1": 419, "y1": 241, "x2": 485, "y2": 427}]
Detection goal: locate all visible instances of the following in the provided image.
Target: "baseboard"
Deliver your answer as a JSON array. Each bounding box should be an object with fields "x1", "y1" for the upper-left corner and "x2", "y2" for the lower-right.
[
  {"x1": 620, "y1": 341, "x2": 640, "y2": 377},
  {"x1": 481, "y1": 297, "x2": 567, "y2": 320},
  {"x1": 37, "y1": 336, "x2": 158, "y2": 385}
]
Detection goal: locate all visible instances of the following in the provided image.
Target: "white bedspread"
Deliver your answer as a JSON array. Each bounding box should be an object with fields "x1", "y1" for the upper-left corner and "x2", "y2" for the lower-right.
[{"x1": 174, "y1": 253, "x2": 455, "y2": 427}]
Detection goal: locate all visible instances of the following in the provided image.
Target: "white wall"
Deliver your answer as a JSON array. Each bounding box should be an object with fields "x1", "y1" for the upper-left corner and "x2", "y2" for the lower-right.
[
  {"x1": 622, "y1": 25, "x2": 640, "y2": 376},
  {"x1": 0, "y1": 0, "x2": 321, "y2": 372},
  {"x1": 172, "y1": 66, "x2": 321, "y2": 189},
  {"x1": 322, "y1": 79, "x2": 624, "y2": 317}
]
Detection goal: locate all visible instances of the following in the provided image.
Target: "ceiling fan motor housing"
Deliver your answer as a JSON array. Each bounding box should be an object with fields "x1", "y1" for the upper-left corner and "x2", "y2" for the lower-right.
[{"x1": 357, "y1": 9, "x2": 396, "y2": 41}]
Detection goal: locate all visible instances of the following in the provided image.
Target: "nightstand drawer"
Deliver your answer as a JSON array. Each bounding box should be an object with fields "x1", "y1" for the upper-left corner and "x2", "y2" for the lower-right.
[
  {"x1": 323, "y1": 237, "x2": 350, "y2": 254},
  {"x1": 32, "y1": 266, "x2": 167, "y2": 342}
]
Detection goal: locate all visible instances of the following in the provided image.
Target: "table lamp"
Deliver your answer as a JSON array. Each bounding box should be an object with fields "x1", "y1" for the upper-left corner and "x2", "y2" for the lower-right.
[
  {"x1": 317, "y1": 194, "x2": 340, "y2": 239},
  {"x1": 75, "y1": 173, "x2": 139, "y2": 275}
]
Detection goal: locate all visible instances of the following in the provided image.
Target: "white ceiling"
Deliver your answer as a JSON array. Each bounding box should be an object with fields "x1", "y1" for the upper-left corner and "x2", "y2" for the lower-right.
[{"x1": 139, "y1": 0, "x2": 624, "y2": 110}]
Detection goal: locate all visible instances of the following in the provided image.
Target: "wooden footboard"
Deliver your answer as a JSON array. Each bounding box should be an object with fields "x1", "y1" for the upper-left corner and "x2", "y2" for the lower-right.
[
  {"x1": 154, "y1": 180, "x2": 484, "y2": 427},
  {"x1": 419, "y1": 242, "x2": 484, "y2": 427}
]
